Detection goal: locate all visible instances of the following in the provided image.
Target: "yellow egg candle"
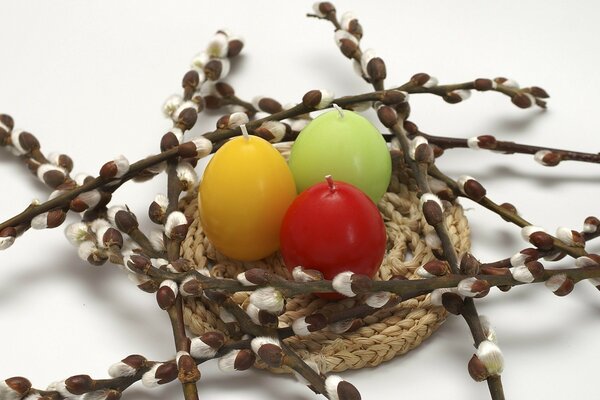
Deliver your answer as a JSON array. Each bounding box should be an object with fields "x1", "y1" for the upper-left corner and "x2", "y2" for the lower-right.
[{"x1": 198, "y1": 127, "x2": 296, "y2": 261}]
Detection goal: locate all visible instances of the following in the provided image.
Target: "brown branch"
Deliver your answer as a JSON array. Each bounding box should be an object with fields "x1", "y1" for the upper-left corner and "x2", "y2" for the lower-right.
[{"x1": 427, "y1": 164, "x2": 587, "y2": 258}]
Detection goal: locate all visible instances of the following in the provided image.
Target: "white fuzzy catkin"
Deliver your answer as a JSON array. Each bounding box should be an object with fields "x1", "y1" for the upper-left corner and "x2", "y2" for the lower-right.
[
  {"x1": 409, "y1": 136, "x2": 428, "y2": 160},
  {"x1": 162, "y1": 94, "x2": 183, "y2": 117},
  {"x1": 30, "y1": 213, "x2": 49, "y2": 230},
  {"x1": 509, "y1": 265, "x2": 535, "y2": 283},
  {"x1": 141, "y1": 363, "x2": 161, "y2": 388},
  {"x1": 0, "y1": 380, "x2": 23, "y2": 400},
  {"x1": 78, "y1": 241, "x2": 97, "y2": 261},
  {"x1": 325, "y1": 375, "x2": 345, "y2": 400},
  {"x1": 365, "y1": 291, "x2": 391, "y2": 308},
  {"x1": 0, "y1": 236, "x2": 15, "y2": 250},
  {"x1": 332, "y1": 271, "x2": 356, "y2": 297},
  {"x1": 520, "y1": 225, "x2": 545, "y2": 241},
  {"x1": 476, "y1": 340, "x2": 504, "y2": 375},
  {"x1": 457, "y1": 277, "x2": 480, "y2": 297},
  {"x1": 250, "y1": 336, "x2": 280, "y2": 355},
  {"x1": 249, "y1": 287, "x2": 284, "y2": 313},
  {"x1": 149, "y1": 230, "x2": 165, "y2": 251},
  {"x1": 545, "y1": 274, "x2": 567, "y2": 292},
  {"x1": 165, "y1": 211, "x2": 188, "y2": 239},
  {"x1": 190, "y1": 336, "x2": 218, "y2": 359},
  {"x1": 218, "y1": 350, "x2": 240, "y2": 372},
  {"x1": 108, "y1": 361, "x2": 137, "y2": 378}
]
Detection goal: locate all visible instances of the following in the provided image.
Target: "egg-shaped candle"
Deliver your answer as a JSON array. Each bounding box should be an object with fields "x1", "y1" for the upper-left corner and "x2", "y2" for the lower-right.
[
  {"x1": 288, "y1": 107, "x2": 391, "y2": 203},
  {"x1": 199, "y1": 129, "x2": 297, "y2": 261},
  {"x1": 280, "y1": 176, "x2": 387, "y2": 298}
]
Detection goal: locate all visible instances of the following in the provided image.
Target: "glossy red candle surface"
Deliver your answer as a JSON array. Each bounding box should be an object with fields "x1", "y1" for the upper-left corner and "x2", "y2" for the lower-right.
[{"x1": 280, "y1": 179, "x2": 386, "y2": 298}]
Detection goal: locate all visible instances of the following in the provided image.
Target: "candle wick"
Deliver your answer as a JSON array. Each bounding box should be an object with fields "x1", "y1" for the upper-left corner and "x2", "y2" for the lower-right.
[
  {"x1": 332, "y1": 103, "x2": 344, "y2": 118},
  {"x1": 325, "y1": 174, "x2": 336, "y2": 192},
  {"x1": 240, "y1": 124, "x2": 250, "y2": 140}
]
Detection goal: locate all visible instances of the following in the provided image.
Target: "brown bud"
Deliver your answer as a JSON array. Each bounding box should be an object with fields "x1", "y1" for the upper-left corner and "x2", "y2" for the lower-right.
[
  {"x1": 339, "y1": 38, "x2": 358, "y2": 58},
  {"x1": 114, "y1": 209, "x2": 138, "y2": 234},
  {"x1": 460, "y1": 253, "x2": 481, "y2": 276},
  {"x1": 204, "y1": 95, "x2": 222, "y2": 109},
  {"x1": 104, "y1": 390, "x2": 122, "y2": 400},
  {"x1": 0, "y1": 226, "x2": 17, "y2": 238},
  {"x1": 302, "y1": 90, "x2": 322, "y2": 108},
  {"x1": 473, "y1": 78, "x2": 494, "y2": 91},
  {"x1": 176, "y1": 141, "x2": 197, "y2": 159},
  {"x1": 529, "y1": 86, "x2": 549, "y2": 98},
  {"x1": 160, "y1": 132, "x2": 180, "y2": 151},
  {"x1": 529, "y1": 231, "x2": 554, "y2": 251},
  {"x1": 234, "y1": 349, "x2": 256, "y2": 370},
  {"x1": 525, "y1": 261, "x2": 545, "y2": 280},
  {"x1": 127, "y1": 254, "x2": 152, "y2": 274},
  {"x1": 553, "y1": 277, "x2": 575, "y2": 297},
  {"x1": 99, "y1": 161, "x2": 118, "y2": 180},
  {"x1": 422, "y1": 260, "x2": 448, "y2": 276},
  {"x1": 46, "y1": 209, "x2": 67, "y2": 229},
  {"x1": 169, "y1": 258, "x2": 191, "y2": 272},
  {"x1": 395, "y1": 101, "x2": 411, "y2": 119},
  {"x1": 476, "y1": 135, "x2": 497, "y2": 149},
  {"x1": 382, "y1": 90, "x2": 406, "y2": 105},
  {"x1": 258, "y1": 310, "x2": 279, "y2": 327},
  {"x1": 337, "y1": 381, "x2": 361, "y2": 400},
  {"x1": 0, "y1": 127, "x2": 9, "y2": 144},
  {"x1": 443, "y1": 92, "x2": 463, "y2": 104},
  {"x1": 43, "y1": 169, "x2": 67, "y2": 188},
  {"x1": 178, "y1": 354, "x2": 200, "y2": 384},
  {"x1": 5, "y1": 377, "x2": 31, "y2": 395},
  {"x1": 441, "y1": 292, "x2": 464, "y2": 315},
  {"x1": 584, "y1": 216, "x2": 600, "y2": 230},
  {"x1": 18, "y1": 132, "x2": 40, "y2": 152},
  {"x1": 346, "y1": 19, "x2": 363, "y2": 39},
  {"x1": 316, "y1": 1, "x2": 335, "y2": 15},
  {"x1": 103, "y1": 228, "x2": 123, "y2": 248},
  {"x1": 56, "y1": 154, "x2": 74, "y2": 172},
  {"x1": 366, "y1": 57, "x2": 386, "y2": 81},
  {"x1": 377, "y1": 106, "x2": 398, "y2": 128},
  {"x1": 138, "y1": 280, "x2": 159, "y2": 293},
  {"x1": 350, "y1": 274, "x2": 372, "y2": 294},
  {"x1": 148, "y1": 202, "x2": 165, "y2": 225},
  {"x1": 201, "y1": 331, "x2": 225, "y2": 350},
  {"x1": 169, "y1": 223, "x2": 189, "y2": 241},
  {"x1": 410, "y1": 72, "x2": 431, "y2": 86},
  {"x1": 121, "y1": 354, "x2": 146, "y2": 369},
  {"x1": 305, "y1": 313, "x2": 328, "y2": 332},
  {"x1": 244, "y1": 268, "x2": 270, "y2": 285},
  {"x1": 204, "y1": 59, "x2": 223, "y2": 80},
  {"x1": 178, "y1": 108, "x2": 198, "y2": 130},
  {"x1": 215, "y1": 82, "x2": 234, "y2": 97},
  {"x1": 257, "y1": 98, "x2": 283, "y2": 114},
  {"x1": 511, "y1": 93, "x2": 533, "y2": 109},
  {"x1": 468, "y1": 354, "x2": 489, "y2": 382},
  {"x1": 65, "y1": 374, "x2": 93, "y2": 395},
  {"x1": 422, "y1": 200, "x2": 443, "y2": 226},
  {"x1": 156, "y1": 285, "x2": 176, "y2": 309},
  {"x1": 0, "y1": 114, "x2": 14, "y2": 131},
  {"x1": 227, "y1": 39, "x2": 244, "y2": 57},
  {"x1": 403, "y1": 120, "x2": 418, "y2": 135},
  {"x1": 257, "y1": 343, "x2": 283, "y2": 368},
  {"x1": 181, "y1": 278, "x2": 202, "y2": 295},
  {"x1": 499, "y1": 203, "x2": 517, "y2": 221},
  {"x1": 462, "y1": 179, "x2": 486, "y2": 202},
  {"x1": 414, "y1": 143, "x2": 434, "y2": 164},
  {"x1": 541, "y1": 151, "x2": 561, "y2": 166},
  {"x1": 472, "y1": 279, "x2": 491, "y2": 296},
  {"x1": 216, "y1": 115, "x2": 230, "y2": 130},
  {"x1": 155, "y1": 362, "x2": 178, "y2": 384},
  {"x1": 182, "y1": 70, "x2": 200, "y2": 90}
]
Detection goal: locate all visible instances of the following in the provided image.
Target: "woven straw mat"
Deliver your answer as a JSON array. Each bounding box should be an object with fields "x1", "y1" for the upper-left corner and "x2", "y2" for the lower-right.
[{"x1": 179, "y1": 152, "x2": 470, "y2": 374}]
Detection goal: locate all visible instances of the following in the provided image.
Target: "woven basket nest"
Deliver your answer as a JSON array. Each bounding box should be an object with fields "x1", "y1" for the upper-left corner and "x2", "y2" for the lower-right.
[{"x1": 179, "y1": 149, "x2": 471, "y2": 374}]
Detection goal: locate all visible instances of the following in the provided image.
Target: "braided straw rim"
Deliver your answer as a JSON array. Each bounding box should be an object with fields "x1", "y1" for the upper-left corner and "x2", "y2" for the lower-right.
[{"x1": 179, "y1": 163, "x2": 470, "y2": 373}]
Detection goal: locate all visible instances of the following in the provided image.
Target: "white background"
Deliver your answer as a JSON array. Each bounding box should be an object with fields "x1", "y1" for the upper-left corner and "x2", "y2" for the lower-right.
[{"x1": 1, "y1": 1, "x2": 599, "y2": 399}]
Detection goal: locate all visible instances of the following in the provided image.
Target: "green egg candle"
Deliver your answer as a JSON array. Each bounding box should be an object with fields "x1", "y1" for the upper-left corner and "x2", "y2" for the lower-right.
[{"x1": 288, "y1": 106, "x2": 391, "y2": 203}]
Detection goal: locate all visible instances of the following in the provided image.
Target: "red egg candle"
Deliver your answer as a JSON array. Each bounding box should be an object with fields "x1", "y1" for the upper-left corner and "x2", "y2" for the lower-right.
[{"x1": 280, "y1": 176, "x2": 386, "y2": 297}]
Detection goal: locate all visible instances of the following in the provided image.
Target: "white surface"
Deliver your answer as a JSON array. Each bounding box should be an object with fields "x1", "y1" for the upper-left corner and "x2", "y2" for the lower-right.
[{"x1": 1, "y1": 1, "x2": 599, "y2": 399}]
